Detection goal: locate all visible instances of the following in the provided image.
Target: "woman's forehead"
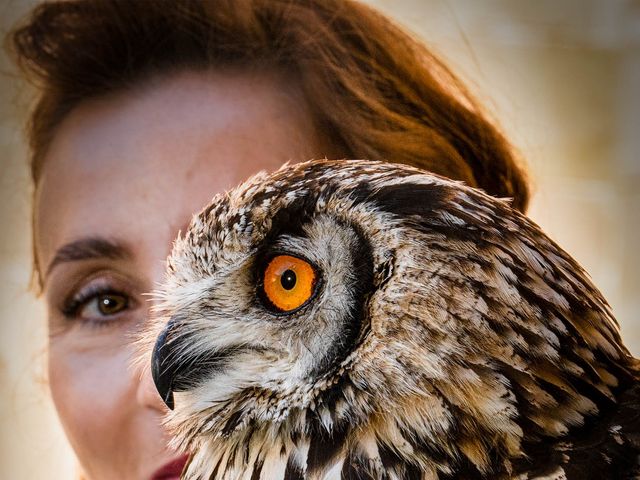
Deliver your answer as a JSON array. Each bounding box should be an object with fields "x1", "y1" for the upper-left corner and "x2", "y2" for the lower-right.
[{"x1": 35, "y1": 69, "x2": 329, "y2": 285}]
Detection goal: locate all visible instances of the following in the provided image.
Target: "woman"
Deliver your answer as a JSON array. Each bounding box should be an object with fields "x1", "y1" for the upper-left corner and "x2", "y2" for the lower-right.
[{"x1": 8, "y1": 0, "x2": 528, "y2": 479}]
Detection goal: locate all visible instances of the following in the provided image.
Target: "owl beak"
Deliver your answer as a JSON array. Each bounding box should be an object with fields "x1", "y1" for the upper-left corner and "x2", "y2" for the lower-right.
[
  {"x1": 151, "y1": 316, "x2": 242, "y2": 411},
  {"x1": 151, "y1": 321, "x2": 176, "y2": 410}
]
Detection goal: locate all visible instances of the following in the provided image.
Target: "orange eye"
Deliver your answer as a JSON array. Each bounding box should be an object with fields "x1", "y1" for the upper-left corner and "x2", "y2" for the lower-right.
[{"x1": 262, "y1": 255, "x2": 318, "y2": 312}]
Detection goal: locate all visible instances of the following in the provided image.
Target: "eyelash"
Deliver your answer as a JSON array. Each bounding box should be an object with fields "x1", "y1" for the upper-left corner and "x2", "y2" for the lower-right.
[{"x1": 62, "y1": 282, "x2": 132, "y2": 328}]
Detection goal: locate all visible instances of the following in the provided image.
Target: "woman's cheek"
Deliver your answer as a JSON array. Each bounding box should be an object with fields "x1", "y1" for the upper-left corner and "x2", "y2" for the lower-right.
[{"x1": 48, "y1": 334, "x2": 138, "y2": 474}]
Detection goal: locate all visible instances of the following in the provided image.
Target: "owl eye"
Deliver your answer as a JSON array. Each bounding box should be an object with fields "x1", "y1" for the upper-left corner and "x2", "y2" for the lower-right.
[{"x1": 261, "y1": 255, "x2": 318, "y2": 312}]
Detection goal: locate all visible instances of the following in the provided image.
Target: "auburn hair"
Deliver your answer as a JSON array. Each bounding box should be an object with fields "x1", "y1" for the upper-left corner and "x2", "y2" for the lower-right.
[{"x1": 8, "y1": 0, "x2": 528, "y2": 286}]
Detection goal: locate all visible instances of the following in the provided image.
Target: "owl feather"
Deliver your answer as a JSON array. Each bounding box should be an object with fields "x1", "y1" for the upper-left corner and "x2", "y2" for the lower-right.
[{"x1": 141, "y1": 160, "x2": 640, "y2": 480}]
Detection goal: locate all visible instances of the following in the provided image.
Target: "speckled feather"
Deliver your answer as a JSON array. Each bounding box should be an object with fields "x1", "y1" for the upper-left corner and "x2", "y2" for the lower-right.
[{"x1": 142, "y1": 160, "x2": 640, "y2": 480}]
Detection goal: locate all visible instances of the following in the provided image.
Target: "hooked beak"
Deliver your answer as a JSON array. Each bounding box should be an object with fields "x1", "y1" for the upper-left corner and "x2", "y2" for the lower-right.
[
  {"x1": 151, "y1": 316, "x2": 241, "y2": 411},
  {"x1": 151, "y1": 322, "x2": 177, "y2": 410}
]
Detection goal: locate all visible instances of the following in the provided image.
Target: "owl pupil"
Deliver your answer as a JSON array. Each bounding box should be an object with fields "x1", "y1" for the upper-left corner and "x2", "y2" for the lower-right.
[{"x1": 280, "y1": 270, "x2": 297, "y2": 290}]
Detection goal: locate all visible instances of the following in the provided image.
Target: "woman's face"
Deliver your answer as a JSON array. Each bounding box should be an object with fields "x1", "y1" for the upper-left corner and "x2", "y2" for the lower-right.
[{"x1": 36, "y1": 70, "x2": 333, "y2": 480}]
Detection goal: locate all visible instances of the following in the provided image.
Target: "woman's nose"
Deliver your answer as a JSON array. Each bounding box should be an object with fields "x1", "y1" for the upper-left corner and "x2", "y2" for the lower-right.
[
  {"x1": 136, "y1": 362, "x2": 170, "y2": 413},
  {"x1": 136, "y1": 262, "x2": 175, "y2": 412}
]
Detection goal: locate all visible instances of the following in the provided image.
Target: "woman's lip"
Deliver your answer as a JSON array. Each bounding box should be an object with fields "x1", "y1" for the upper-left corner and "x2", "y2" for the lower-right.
[{"x1": 151, "y1": 454, "x2": 189, "y2": 480}]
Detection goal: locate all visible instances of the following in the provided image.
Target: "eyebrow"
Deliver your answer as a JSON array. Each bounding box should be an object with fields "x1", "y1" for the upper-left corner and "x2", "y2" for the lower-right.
[{"x1": 45, "y1": 237, "x2": 132, "y2": 279}]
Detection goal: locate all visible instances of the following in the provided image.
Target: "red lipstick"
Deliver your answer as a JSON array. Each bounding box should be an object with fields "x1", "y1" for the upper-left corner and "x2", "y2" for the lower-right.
[{"x1": 152, "y1": 454, "x2": 189, "y2": 480}]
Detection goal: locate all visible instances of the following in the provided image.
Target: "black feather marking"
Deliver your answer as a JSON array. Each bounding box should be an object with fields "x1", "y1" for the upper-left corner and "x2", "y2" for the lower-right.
[
  {"x1": 375, "y1": 443, "x2": 436, "y2": 480},
  {"x1": 402, "y1": 462, "x2": 423, "y2": 480},
  {"x1": 377, "y1": 443, "x2": 403, "y2": 472},
  {"x1": 373, "y1": 252, "x2": 394, "y2": 289},
  {"x1": 221, "y1": 408, "x2": 245, "y2": 437},
  {"x1": 250, "y1": 459, "x2": 263, "y2": 480},
  {"x1": 306, "y1": 415, "x2": 350, "y2": 475},
  {"x1": 561, "y1": 381, "x2": 640, "y2": 479},
  {"x1": 208, "y1": 455, "x2": 223, "y2": 480},
  {"x1": 254, "y1": 188, "x2": 321, "y2": 245},
  {"x1": 340, "y1": 452, "x2": 379, "y2": 480},
  {"x1": 310, "y1": 219, "x2": 375, "y2": 378},
  {"x1": 366, "y1": 181, "x2": 452, "y2": 220},
  {"x1": 509, "y1": 374, "x2": 640, "y2": 479},
  {"x1": 283, "y1": 455, "x2": 304, "y2": 480}
]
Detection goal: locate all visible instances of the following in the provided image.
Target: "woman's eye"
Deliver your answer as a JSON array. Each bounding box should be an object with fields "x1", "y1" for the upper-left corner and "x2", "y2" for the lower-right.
[
  {"x1": 64, "y1": 289, "x2": 131, "y2": 323},
  {"x1": 92, "y1": 293, "x2": 129, "y2": 316},
  {"x1": 261, "y1": 254, "x2": 318, "y2": 313}
]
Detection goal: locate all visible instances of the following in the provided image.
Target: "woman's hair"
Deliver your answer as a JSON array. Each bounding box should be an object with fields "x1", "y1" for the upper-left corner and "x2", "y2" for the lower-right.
[{"x1": 8, "y1": 0, "x2": 529, "y2": 285}]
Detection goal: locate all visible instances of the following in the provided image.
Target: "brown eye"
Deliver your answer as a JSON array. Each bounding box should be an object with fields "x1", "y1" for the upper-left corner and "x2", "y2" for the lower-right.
[
  {"x1": 262, "y1": 255, "x2": 317, "y2": 312},
  {"x1": 75, "y1": 292, "x2": 129, "y2": 320},
  {"x1": 96, "y1": 293, "x2": 128, "y2": 315}
]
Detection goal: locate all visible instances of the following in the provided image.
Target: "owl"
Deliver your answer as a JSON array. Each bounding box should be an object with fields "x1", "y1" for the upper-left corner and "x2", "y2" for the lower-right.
[{"x1": 143, "y1": 159, "x2": 640, "y2": 480}]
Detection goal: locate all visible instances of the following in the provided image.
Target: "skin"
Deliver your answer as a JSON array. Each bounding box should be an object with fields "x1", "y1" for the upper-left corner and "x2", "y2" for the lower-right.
[{"x1": 36, "y1": 69, "x2": 336, "y2": 480}]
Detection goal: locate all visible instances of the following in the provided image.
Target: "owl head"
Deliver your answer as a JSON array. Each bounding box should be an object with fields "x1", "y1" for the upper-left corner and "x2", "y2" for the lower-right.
[{"x1": 144, "y1": 160, "x2": 631, "y2": 479}]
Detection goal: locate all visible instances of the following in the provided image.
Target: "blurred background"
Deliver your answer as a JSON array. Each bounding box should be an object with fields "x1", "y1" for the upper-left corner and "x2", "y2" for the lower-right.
[{"x1": 1, "y1": 0, "x2": 639, "y2": 478}]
